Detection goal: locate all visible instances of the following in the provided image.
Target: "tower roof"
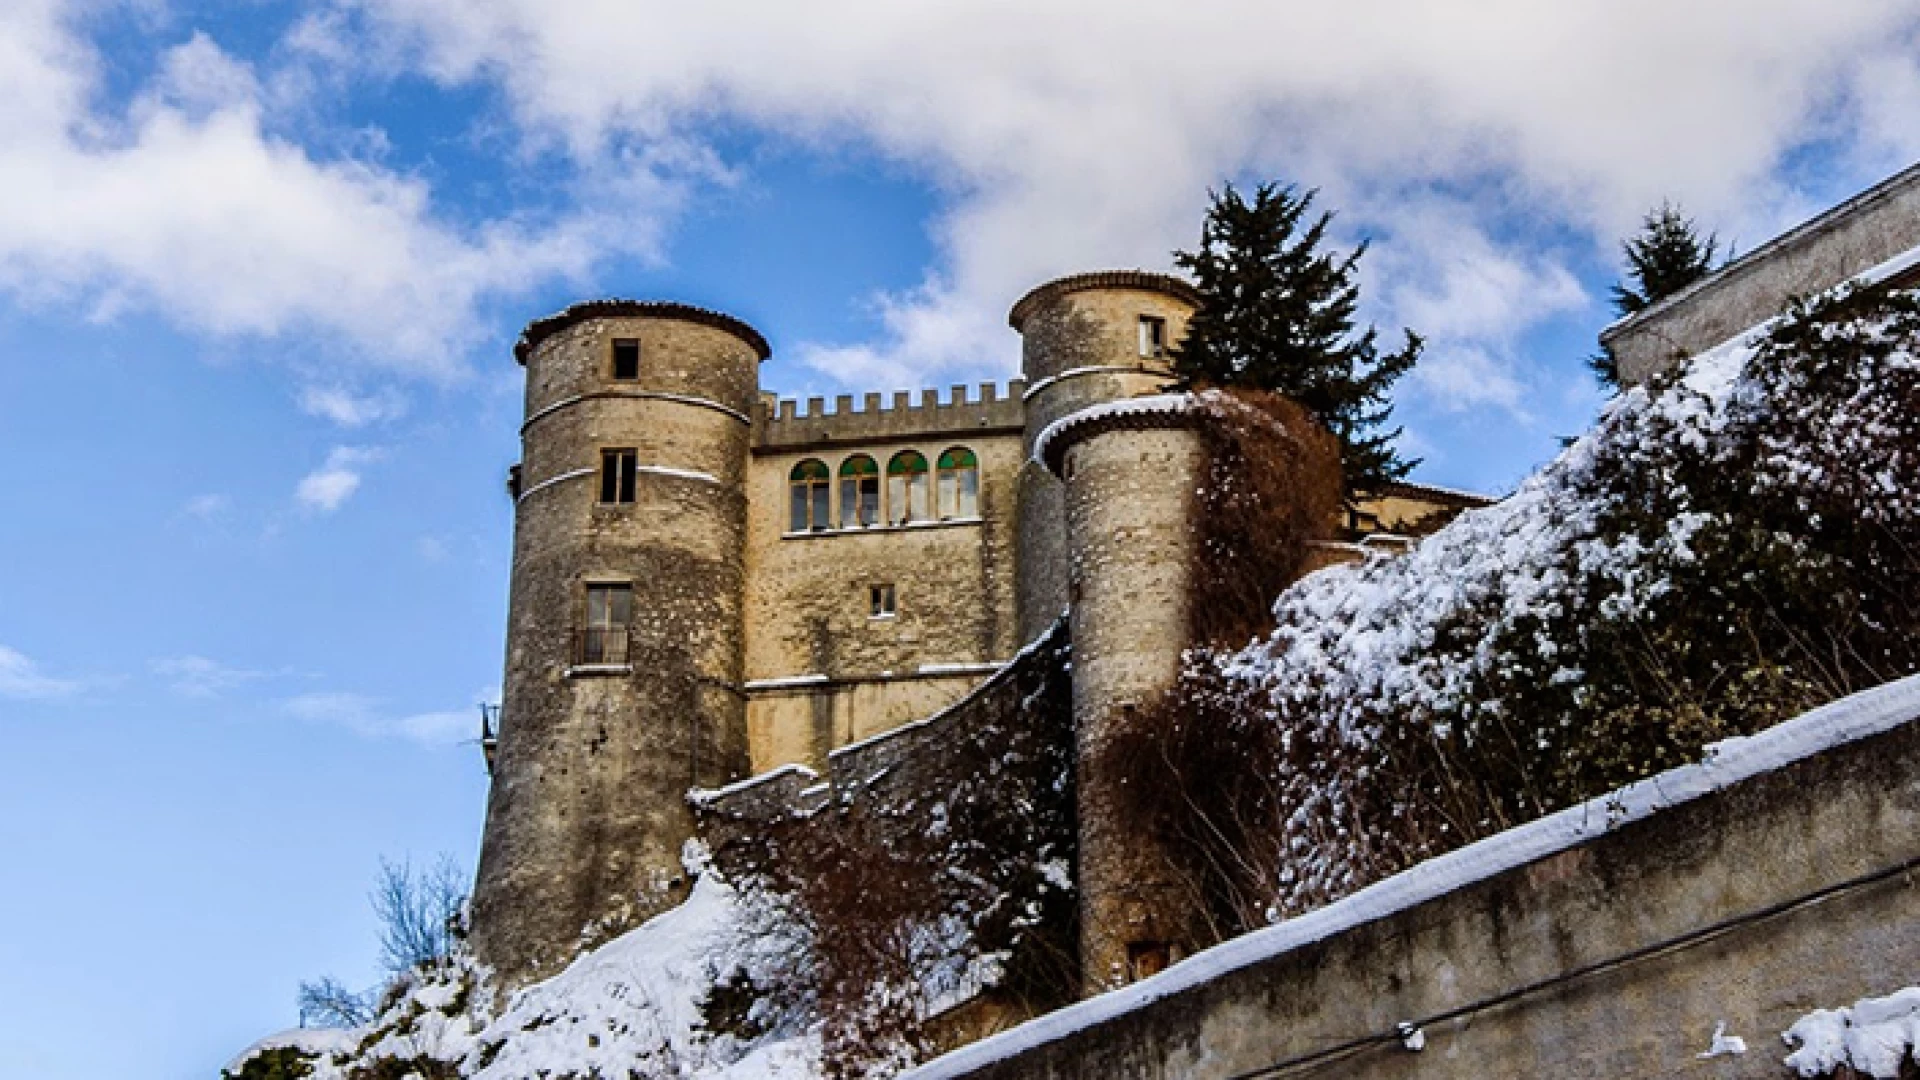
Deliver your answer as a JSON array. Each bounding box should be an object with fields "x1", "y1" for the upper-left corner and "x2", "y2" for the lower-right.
[
  {"x1": 515, "y1": 299, "x2": 772, "y2": 364},
  {"x1": 1007, "y1": 270, "x2": 1202, "y2": 332}
]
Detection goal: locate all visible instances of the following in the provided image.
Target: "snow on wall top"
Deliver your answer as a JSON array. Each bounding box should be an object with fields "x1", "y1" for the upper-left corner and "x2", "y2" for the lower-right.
[
  {"x1": 903, "y1": 671, "x2": 1920, "y2": 1080},
  {"x1": 1029, "y1": 392, "x2": 1198, "y2": 473}
]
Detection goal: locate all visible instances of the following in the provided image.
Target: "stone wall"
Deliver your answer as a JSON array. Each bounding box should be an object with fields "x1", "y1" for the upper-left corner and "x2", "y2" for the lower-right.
[
  {"x1": 905, "y1": 676, "x2": 1920, "y2": 1080},
  {"x1": 475, "y1": 309, "x2": 762, "y2": 990},
  {"x1": 696, "y1": 620, "x2": 1079, "y2": 1049},
  {"x1": 741, "y1": 418, "x2": 1024, "y2": 773},
  {"x1": 1602, "y1": 163, "x2": 1920, "y2": 385},
  {"x1": 1012, "y1": 273, "x2": 1198, "y2": 643}
]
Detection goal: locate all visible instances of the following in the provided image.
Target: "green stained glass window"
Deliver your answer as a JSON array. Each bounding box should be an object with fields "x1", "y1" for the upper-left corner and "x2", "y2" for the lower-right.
[
  {"x1": 789, "y1": 459, "x2": 830, "y2": 532},
  {"x1": 839, "y1": 455, "x2": 880, "y2": 527},
  {"x1": 936, "y1": 446, "x2": 979, "y2": 519},
  {"x1": 887, "y1": 451, "x2": 930, "y2": 524}
]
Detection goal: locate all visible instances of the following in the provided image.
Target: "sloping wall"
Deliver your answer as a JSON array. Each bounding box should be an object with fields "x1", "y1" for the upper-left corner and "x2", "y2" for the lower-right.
[
  {"x1": 1601, "y1": 163, "x2": 1920, "y2": 385},
  {"x1": 907, "y1": 675, "x2": 1920, "y2": 1080}
]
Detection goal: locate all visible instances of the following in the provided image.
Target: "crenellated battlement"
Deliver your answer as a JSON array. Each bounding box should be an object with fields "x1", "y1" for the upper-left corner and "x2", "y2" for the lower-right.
[{"x1": 753, "y1": 379, "x2": 1027, "y2": 452}]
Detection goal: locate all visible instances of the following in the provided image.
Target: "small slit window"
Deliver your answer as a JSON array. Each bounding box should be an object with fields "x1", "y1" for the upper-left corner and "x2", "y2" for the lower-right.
[
  {"x1": 1138, "y1": 316, "x2": 1167, "y2": 358},
  {"x1": 869, "y1": 584, "x2": 896, "y2": 618},
  {"x1": 580, "y1": 582, "x2": 633, "y2": 665},
  {"x1": 839, "y1": 455, "x2": 880, "y2": 528},
  {"x1": 789, "y1": 459, "x2": 831, "y2": 532},
  {"x1": 611, "y1": 339, "x2": 640, "y2": 381},
  {"x1": 936, "y1": 447, "x2": 979, "y2": 519},
  {"x1": 887, "y1": 451, "x2": 930, "y2": 525},
  {"x1": 599, "y1": 448, "x2": 637, "y2": 504}
]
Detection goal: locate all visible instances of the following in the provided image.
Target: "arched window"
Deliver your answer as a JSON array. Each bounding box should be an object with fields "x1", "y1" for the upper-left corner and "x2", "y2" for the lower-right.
[
  {"x1": 887, "y1": 451, "x2": 930, "y2": 525},
  {"x1": 937, "y1": 447, "x2": 979, "y2": 519},
  {"x1": 789, "y1": 459, "x2": 830, "y2": 532},
  {"x1": 839, "y1": 455, "x2": 880, "y2": 528}
]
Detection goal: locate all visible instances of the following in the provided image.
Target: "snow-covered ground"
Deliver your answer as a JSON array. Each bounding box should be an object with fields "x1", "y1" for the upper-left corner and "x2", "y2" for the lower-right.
[
  {"x1": 231, "y1": 852, "x2": 820, "y2": 1079},
  {"x1": 1785, "y1": 987, "x2": 1920, "y2": 1078}
]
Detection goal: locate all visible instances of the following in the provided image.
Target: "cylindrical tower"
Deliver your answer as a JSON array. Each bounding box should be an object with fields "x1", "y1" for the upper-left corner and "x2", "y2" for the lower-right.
[
  {"x1": 471, "y1": 300, "x2": 767, "y2": 990},
  {"x1": 1036, "y1": 399, "x2": 1211, "y2": 994},
  {"x1": 1010, "y1": 271, "x2": 1200, "y2": 643}
]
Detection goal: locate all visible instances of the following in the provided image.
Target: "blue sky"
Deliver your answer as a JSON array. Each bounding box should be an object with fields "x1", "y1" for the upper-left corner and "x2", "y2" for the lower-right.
[{"x1": 3, "y1": 2, "x2": 1919, "y2": 1077}]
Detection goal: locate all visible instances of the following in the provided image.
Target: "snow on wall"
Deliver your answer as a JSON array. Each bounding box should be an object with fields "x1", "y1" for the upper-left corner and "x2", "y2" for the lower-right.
[
  {"x1": 902, "y1": 672, "x2": 1920, "y2": 1080},
  {"x1": 1783, "y1": 987, "x2": 1920, "y2": 1078}
]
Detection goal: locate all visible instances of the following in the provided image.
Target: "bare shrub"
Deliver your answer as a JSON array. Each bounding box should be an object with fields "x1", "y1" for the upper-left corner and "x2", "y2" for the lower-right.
[
  {"x1": 372, "y1": 855, "x2": 467, "y2": 977},
  {"x1": 722, "y1": 630, "x2": 1077, "y2": 1080}
]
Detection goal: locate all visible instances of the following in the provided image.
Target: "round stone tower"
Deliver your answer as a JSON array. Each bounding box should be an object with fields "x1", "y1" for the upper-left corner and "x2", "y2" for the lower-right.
[
  {"x1": 1035, "y1": 398, "x2": 1212, "y2": 994},
  {"x1": 1008, "y1": 271, "x2": 1200, "y2": 643},
  {"x1": 471, "y1": 300, "x2": 766, "y2": 990}
]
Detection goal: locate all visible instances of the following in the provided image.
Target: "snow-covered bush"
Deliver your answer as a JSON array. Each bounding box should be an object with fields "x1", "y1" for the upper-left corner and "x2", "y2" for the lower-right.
[{"x1": 1147, "y1": 282, "x2": 1920, "y2": 935}]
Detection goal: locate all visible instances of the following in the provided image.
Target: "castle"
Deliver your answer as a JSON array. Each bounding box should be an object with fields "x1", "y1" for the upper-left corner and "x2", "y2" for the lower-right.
[{"x1": 468, "y1": 270, "x2": 1488, "y2": 994}]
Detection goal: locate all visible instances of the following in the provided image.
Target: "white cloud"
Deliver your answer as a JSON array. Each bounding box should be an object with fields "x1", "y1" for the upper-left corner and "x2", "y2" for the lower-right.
[
  {"x1": 0, "y1": 645, "x2": 81, "y2": 700},
  {"x1": 1373, "y1": 204, "x2": 1589, "y2": 414},
  {"x1": 150, "y1": 654, "x2": 275, "y2": 697},
  {"x1": 0, "y1": 1, "x2": 636, "y2": 375},
  {"x1": 283, "y1": 690, "x2": 478, "y2": 744},
  {"x1": 336, "y1": 0, "x2": 1920, "y2": 394},
  {"x1": 10, "y1": 0, "x2": 1920, "y2": 414},
  {"x1": 297, "y1": 384, "x2": 406, "y2": 428},
  {"x1": 296, "y1": 445, "x2": 381, "y2": 513},
  {"x1": 180, "y1": 492, "x2": 232, "y2": 520}
]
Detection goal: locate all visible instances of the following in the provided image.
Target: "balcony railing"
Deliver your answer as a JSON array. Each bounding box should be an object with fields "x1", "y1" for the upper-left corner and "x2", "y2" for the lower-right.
[{"x1": 575, "y1": 627, "x2": 632, "y2": 667}]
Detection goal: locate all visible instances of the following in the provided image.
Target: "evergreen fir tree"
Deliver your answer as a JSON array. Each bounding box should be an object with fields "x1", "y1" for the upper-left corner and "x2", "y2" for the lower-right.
[
  {"x1": 1172, "y1": 182, "x2": 1420, "y2": 500},
  {"x1": 1593, "y1": 203, "x2": 1720, "y2": 387}
]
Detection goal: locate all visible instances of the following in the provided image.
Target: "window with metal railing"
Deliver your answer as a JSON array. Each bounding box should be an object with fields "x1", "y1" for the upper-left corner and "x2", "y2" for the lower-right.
[{"x1": 579, "y1": 582, "x2": 633, "y2": 666}]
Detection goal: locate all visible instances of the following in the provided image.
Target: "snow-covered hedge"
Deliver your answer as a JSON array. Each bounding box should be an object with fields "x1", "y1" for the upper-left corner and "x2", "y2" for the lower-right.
[{"x1": 1166, "y1": 282, "x2": 1920, "y2": 929}]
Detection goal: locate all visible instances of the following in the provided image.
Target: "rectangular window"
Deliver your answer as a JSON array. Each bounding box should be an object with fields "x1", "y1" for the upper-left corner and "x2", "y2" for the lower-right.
[
  {"x1": 611, "y1": 339, "x2": 640, "y2": 380},
  {"x1": 842, "y1": 473, "x2": 880, "y2": 528},
  {"x1": 1127, "y1": 941, "x2": 1171, "y2": 981},
  {"x1": 600, "y1": 448, "x2": 638, "y2": 504},
  {"x1": 1138, "y1": 315, "x2": 1167, "y2": 358},
  {"x1": 869, "y1": 583, "x2": 896, "y2": 618},
  {"x1": 581, "y1": 583, "x2": 633, "y2": 664}
]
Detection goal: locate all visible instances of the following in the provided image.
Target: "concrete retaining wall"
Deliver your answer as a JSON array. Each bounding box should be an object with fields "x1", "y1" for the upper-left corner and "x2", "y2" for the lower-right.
[
  {"x1": 1602, "y1": 164, "x2": 1920, "y2": 385},
  {"x1": 908, "y1": 676, "x2": 1920, "y2": 1080}
]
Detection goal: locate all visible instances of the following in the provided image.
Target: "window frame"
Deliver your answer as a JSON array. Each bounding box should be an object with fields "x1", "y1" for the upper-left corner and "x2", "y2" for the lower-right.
[
  {"x1": 788, "y1": 459, "x2": 832, "y2": 533},
  {"x1": 599, "y1": 447, "x2": 638, "y2": 504},
  {"x1": 839, "y1": 455, "x2": 881, "y2": 528},
  {"x1": 886, "y1": 450, "x2": 931, "y2": 525},
  {"x1": 869, "y1": 583, "x2": 897, "y2": 619},
  {"x1": 936, "y1": 446, "x2": 979, "y2": 520},
  {"x1": 579, "y1": 581, "x2": 634, "y2": 666},
  {"x1": 611, "y1": 338, "x2": 641, "y2": 381},
  {"x1": 1138, "y1": 315, "x2": 1168, "y2": 358}
]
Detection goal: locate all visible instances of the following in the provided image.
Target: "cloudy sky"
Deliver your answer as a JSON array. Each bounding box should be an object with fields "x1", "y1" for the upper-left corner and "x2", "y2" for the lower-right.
[{"x1": 4, "y1": 1, "x2": 1920, "y2": 1076}]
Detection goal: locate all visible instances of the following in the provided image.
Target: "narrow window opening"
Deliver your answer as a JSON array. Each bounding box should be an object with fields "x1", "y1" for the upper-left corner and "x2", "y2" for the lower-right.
[
  {"x1": 869, "y1": 583, "x2": 897, "y2": 618},
  {"x1": 1138, "y1": 315, "x2": 1167, "y2": 358},
  {"x1": 839, "y1": 455, "x2": 880, "y2": 528},
  {"x1": 581, "y1": 583, "x2": 633, "y2": 665},
  {"x1": 599, "y1": 448, "x2": 637, "y2": 504},
  {"x1": 611, "y1": 339, "x2": 640, "y2": 380}
]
